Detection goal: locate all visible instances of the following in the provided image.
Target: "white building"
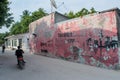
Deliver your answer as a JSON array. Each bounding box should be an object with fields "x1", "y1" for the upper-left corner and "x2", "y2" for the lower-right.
[{"x1": 5, "y1": 33, "x2": 29, "y2": 50}]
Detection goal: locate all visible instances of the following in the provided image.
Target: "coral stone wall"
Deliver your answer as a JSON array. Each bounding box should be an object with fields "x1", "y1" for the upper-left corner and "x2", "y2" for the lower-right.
[{"x1": 29, "y1": 11, "x2": 119, "y2": 69}]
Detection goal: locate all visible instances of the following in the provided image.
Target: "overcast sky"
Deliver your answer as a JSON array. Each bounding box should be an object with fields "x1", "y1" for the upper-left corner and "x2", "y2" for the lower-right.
[{"x1": 0, "y1": 0, "x2": 120, "y2": 33}]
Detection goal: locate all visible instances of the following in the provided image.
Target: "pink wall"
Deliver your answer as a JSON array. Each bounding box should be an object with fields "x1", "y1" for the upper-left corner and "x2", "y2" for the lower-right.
[{"x1": 29, "y1": 11, "x2": 119, "y2": 69}]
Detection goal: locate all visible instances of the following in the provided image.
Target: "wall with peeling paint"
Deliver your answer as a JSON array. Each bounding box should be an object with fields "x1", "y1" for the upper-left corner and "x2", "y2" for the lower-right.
[{"x1": 29, "y1": 10, "x2": 120, "y2": 69}]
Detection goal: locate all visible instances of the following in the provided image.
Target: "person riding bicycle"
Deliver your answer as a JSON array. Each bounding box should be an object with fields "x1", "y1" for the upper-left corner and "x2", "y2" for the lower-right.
[{"x1": 15, "y1": 46, "x2": 25, "y2": 65}]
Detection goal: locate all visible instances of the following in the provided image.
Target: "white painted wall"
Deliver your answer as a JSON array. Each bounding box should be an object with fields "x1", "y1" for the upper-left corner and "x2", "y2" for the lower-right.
[{"x1": 5, "y1": 33, "x2": 29, "y2": 50}]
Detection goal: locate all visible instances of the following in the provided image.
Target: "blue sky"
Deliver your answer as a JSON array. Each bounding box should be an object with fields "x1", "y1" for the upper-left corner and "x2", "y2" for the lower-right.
[{"x1": 0, "y1": 0, "x2": 120, "y2": 33}]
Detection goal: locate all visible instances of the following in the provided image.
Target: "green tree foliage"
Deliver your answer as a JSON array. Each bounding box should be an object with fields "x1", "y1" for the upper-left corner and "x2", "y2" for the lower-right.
[
  {"x1": 90, "y1": 7, "x2": 96, "y2": 14},
  {"x1": 75, "y1": 8, "x2": 89, "y2": 17},
  {"x1": 65, "y1": 11, "x2": 75, "y2": 19},
  {"x1": 31, "y1": 8, "x2": 48, "y2": 21},
  {"x1": 0, "y1": 32, "x2": 9, "y2": 45},
  {"x1": 10, "y1": 8, "x2": 48, "y2": 35},
  {"x1": 65, "y1": 7, "x2": 97, "y2": 18},
  {"x1": 20, "y1": 10, "x2": 32, "y2": 33},
  {"x1": 0, "y1": 0, "x2": 14, "y2": 28},
  {"x1": 10, "y1": 22, "x2": 22, "y2": 34}
]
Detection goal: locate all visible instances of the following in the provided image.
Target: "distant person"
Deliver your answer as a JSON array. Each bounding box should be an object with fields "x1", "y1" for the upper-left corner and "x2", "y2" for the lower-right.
[
  {"x1": 15, "y1": 46, "x2": 25, "y2": 65},
  {"x1": 2, "y1": 44, "x2": 5, "y2": 53}
]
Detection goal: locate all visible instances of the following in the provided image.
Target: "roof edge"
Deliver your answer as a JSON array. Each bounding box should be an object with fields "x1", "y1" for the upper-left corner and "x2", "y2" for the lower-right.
[{"x1": 99, "y1": 7, "x2": 119, "y2": 13}]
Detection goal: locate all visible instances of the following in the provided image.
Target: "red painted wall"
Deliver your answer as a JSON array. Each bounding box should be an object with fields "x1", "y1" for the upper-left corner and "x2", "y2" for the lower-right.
[{"x1": 29, "y1": 11, "x2": 119, "y2": 69}]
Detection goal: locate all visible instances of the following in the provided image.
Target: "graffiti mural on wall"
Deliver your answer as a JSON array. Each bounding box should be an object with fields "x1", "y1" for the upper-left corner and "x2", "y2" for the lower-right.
[
  {"x1": 29, "y1": 10, "x2": 119, "y2": 69},
  {"x1": 54, "y1": 11, "x2": 119, "y2": 69}
]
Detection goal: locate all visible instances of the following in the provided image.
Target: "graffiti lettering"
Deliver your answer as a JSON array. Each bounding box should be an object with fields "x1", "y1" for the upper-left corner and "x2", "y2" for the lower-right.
[
  {"x1": 41, "y1": 42, "x2": 47, "y2": 47},
  {"x1": 67, "y1": 39, "x2": 75, "y2": 43},
  {"x1": 58, "y1": 32, "x2": 72, "y2": 37},
  {"x1": 104, "y1": 36, "x2": 118, "y2": 51},
  {"x1": 86, "y1": 35, "x2": 118, "y2": 53},
  {"x1": 41, "y1": 42, "x2": 53, "y2": 47}
]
